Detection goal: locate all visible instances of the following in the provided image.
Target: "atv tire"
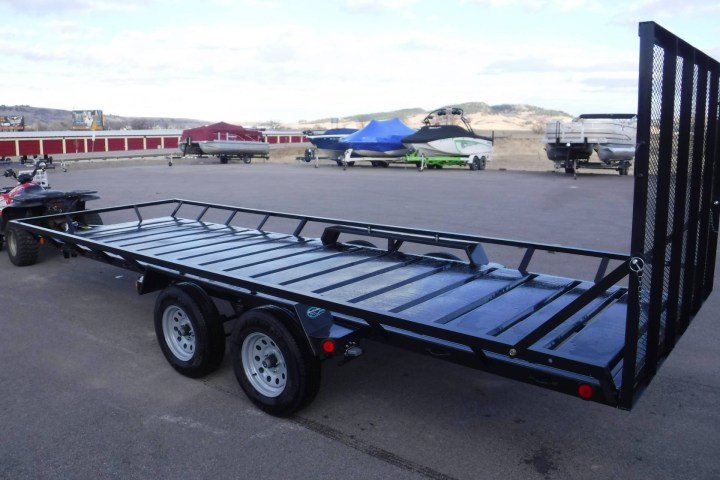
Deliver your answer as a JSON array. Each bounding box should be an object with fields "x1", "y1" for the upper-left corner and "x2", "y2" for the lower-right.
[{"x1": 6, "y1": 227, "x2": 39, "y2": 266}]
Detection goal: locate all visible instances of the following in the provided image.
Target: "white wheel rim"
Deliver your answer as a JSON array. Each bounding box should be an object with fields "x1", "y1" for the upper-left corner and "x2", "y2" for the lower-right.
[
  {"x1": 162, "y1": 305, "x2": 195, "y2": 361},
  {"x1": 7, "y1": 231, "x2": 17, "y2": 257},
  {"x1": 242, "y1": 332, "x2": 287, "y2": 397}
]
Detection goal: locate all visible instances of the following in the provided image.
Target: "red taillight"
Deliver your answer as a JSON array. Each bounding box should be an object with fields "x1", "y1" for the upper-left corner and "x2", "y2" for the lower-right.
[
  {"x1": 322, "y1": 340, "x2": 335, "y2": 354},
  {"x1": 578, "y1": 384, "x2": 594, "y2": 400}
]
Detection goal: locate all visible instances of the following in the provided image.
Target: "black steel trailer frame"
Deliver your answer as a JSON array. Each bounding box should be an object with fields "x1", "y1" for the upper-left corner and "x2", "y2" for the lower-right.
[{"x1": 7, "y1": 22, "x2": 720, "y2": 415}]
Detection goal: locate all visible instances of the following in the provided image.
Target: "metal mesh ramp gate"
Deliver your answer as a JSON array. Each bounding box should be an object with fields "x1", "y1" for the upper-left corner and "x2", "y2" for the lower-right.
[{"x1": 623, "y1": 22, "x2": 720, "y2": 409}]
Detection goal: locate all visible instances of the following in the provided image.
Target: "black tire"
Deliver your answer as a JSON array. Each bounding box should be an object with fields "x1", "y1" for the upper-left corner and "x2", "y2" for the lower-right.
[
  {"x1": 243, "y1": 155, "x2": 252, "y2": 164},
  {"x1": 154, "y1": 283, "x2": 226, "y2": 378},
  {"x1": 470, "y1": 156, "x2": 486, "y2": 171},
  {"x1": 0, "y1": 233, "x2": 4, "y2": 252},
  {"x1": 565, "y1": 167, "x2": 575, "y2": 174},
  {"x1": 231, "y1": 308, "x2": 321, "y2": 417},
  {"x1": 220, "y1": 155, "x2": 229, "y2": 164},
  {"x1": 6, "y1": 227, "x2": 39, "y2": 266}
]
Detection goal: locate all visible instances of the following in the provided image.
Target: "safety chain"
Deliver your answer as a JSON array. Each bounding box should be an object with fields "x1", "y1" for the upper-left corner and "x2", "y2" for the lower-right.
[{"x1": 629, "y1": 257, "x2": 646, "y2": 311}]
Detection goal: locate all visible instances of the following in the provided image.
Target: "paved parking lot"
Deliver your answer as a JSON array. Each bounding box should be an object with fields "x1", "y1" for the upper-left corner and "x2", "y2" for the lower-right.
[{"x1": 1, "y1": 161, "x2": 718, "y2": 479}]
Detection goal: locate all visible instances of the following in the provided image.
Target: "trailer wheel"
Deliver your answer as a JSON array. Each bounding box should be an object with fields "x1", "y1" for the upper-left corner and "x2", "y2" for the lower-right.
[
  {"x1": 6, "y1": 227, "x2": 39, "y2": 266},
  {"x1": 470, "y1": 156, "x2": 486, "y2": 171},
  {"x1": 219, "y1": 155, "x2": 229, "y2": 164},
  {"x1": 154, "y1": 283, "x2": 225, "y2": 378},
  {"x1": 231, "y1": 308, "x2": 321, "y2": 417},
  {"x1": 243, "y1": 155, "x2": 252, "y2": 164}
]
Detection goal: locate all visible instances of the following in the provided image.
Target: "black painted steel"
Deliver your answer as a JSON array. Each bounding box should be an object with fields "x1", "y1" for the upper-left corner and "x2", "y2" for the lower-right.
[
  {"x1": 624, "y1": 22, "x2": 720, "y2": 409},
  {"x1": 14, "y1": 198, "x2": 633, "y2": 407}
]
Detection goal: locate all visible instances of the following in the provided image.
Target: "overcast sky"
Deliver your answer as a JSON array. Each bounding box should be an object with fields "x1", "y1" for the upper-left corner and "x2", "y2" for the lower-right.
[{"x1": 1, "y1": 0, "x2": 718, "y2": 123}]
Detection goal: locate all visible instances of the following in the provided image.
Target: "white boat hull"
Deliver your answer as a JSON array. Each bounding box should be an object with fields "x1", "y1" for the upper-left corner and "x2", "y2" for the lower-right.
[
  {"x1": 544, "y1": 115, "x2": 636, "y2": 163},
  {"x1": 407, "y1": 137, "x2": 493, "y2": 158}
]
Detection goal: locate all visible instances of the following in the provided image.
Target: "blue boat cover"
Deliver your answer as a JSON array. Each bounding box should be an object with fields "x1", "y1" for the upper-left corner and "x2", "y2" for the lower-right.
[{"x1": 342, "y1": 118, "x2": 416, "y2": 153}]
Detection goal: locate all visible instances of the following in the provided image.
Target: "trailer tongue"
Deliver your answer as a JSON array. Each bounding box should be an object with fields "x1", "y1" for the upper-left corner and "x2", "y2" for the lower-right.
[{"x1": 7, "y1": 22, "x2": 720, "y2": 416}]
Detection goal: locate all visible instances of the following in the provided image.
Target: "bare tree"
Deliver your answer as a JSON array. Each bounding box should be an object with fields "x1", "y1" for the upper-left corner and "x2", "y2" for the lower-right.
[{"x1": 130, "y1": 118, "x2": 152, "y2": 130}]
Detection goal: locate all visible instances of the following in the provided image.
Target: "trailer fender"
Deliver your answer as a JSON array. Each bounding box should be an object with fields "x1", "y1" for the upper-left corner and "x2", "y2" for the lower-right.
[
  {"x1": 249, "y1": 304, "x2": 358, "y2": 359},
  {"x1": 292, "y1": 303, "x2": 358, "y2": 358}
]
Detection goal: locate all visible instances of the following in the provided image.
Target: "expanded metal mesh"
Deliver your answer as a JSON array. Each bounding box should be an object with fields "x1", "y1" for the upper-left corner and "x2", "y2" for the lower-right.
[{"x1": 623, "y1": 23, "x2": 720, "y2": 409}]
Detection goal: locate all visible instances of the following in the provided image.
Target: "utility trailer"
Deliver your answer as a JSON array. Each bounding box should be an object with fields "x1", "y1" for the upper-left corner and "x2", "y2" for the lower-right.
[
  {"x1": 403, "y1": 152, "x2": 490, "y2": 171},
  {"x1": 296, "y1": 148, "x2": 396, "y2": 169},
  {"x1": 6, "y1": 22, "x2": 720, "y2": 417}
]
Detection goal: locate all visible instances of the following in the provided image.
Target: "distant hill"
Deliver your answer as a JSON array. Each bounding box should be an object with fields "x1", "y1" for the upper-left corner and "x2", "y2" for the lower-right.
[
  {"x1": 301, "y1": 102, "x2": 572, "y2": 133},
  {"x1": 2, "y1": 102, "x2": 572, "y2": 133}
]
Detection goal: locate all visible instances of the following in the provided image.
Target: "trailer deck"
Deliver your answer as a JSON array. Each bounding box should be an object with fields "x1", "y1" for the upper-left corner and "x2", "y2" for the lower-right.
[{"x1": 12, "y1": 198, "x2": 636, "y2": 407}]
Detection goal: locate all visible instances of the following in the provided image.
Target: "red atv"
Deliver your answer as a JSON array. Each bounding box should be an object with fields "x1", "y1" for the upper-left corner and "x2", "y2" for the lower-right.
[{"x1": 0, "y1": 163, "x2": 101, "y2": 266}]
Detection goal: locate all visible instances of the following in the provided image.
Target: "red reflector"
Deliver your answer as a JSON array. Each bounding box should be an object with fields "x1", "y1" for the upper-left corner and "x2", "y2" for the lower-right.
[
  {"x1": 578, "y1": 384, "x2": 594, "y2": 400},
  {"x1": 322, "y1": 340, "x2": 335, "y2": 354}
]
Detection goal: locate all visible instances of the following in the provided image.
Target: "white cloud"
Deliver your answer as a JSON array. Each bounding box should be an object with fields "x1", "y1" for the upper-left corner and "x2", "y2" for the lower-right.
[
  {"x1": 0, "y1": 0, "x2": 716, "y2": 121},
  {"x1": 342, "y1": 0, "x2": 419, "y2": 14}
]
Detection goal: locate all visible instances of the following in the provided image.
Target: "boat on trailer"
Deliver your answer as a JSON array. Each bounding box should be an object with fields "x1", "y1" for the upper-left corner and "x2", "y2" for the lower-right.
[
  {"x1": 179, "y1": 122, "x2": 269, "y2": 164},
  {"x1": 402, "y1": 107, "x2": 493, "y2": 158},
  {"x1": 544, "y1": 114, "x2": 637, "y2": 175},
  {"x1": 304, "y1": 128, "x2": 357, "y2": 159},
  {"x1": 341, "y1": 118, "x2": 416, "y2": 157}
]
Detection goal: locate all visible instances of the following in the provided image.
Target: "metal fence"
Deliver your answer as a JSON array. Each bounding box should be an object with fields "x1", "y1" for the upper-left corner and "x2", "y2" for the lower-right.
[{"x1": 623, "y1": 22, "x2": 720, "y2": 409}]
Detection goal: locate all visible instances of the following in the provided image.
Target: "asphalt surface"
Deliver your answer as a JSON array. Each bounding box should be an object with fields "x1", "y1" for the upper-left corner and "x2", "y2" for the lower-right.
[{"x1": 1, "y1": 161, "x2": 718, "y2": 480}]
